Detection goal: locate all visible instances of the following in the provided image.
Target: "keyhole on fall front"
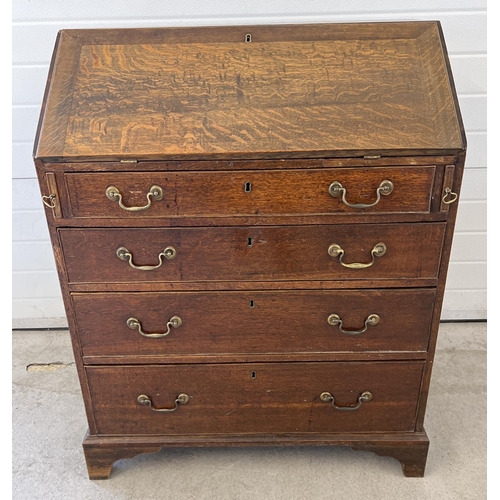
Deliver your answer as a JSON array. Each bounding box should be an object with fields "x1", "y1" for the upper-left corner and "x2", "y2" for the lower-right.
[
  {"x1": 249, "y1": 300, "x2": 255, "y2": 308},
  {"x1": 244, "y1": 182, "x2": 252, "y2": 193},
  {"x1": 248, "y1": 237, "x2": 253, "y2": 247},
  {"x1": 251, "y1": 371, "x2": 257, "y2": 379}
]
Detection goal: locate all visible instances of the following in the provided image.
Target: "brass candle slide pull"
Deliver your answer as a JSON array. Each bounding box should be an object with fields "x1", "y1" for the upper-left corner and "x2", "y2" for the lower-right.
[
  {"x1": 320, "y1": 391, "x2": 373, "y2": 411},
  {"x1": 106, "y1": 185, "x2": 163, "y2": 211},
  {"x1": 137, "y1": 394, "x2": 189, "y2": 412},
  {"x1": 116, "y1": 246, "x2": 176, "y2": 270},
  {"x1": 328, "y1": 242, "x2": 386, "y2": 269},
  {"x1": 126, "y1": 315, "x2": 182, "y2": 338},
  {"x1": 329, "y1": 180, "x2": 394, "y2": 208},
  {"x1": 42, "y1": 193, "x2": 57, "y2": 209},
  {"x1": 327, "y1": 313, "x2": 380, "y2": 335},
  {"x1": 442, "y1": 187, "x2": 458, "y2": 205}
]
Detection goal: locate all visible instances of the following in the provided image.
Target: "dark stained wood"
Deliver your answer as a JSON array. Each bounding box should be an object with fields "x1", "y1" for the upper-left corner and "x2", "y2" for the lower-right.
[
  {"x1": 35, "y1": 159, "x2": 99, "y2": 435},
  {"x1": 34, "y1": 31, "x2": 83, "y2": 159},
  {"x1": 72, "y1": 289, "x2": 436, "y2": 357},
  {"x1": 86, "y1": 362, "x2": 424, "y2": 435},
  {"x1": 68, "y1": 278, "x2": 440, "y2": 293},
  {"x1": 59, "y1": 223, "x2": 446, "y2": 284},
  {"x1": 82, "y1": 431, "x2": 430, "y2": 479},
  {"x1": 350, "y1": 433, "x2": 429, "y2": 477},
  {"x1": 440, "y1": 165, "x2": 456, "y2": 212},
  {"x1": 34, "y1": 22, "x2": 464, "y2": 162},
  {"x1": 414, "y1": 151, "x2": 466, "y2": 431},
  {"x1": 44, "y1": 172, "x2": 62, "y2": 218},
  {"x1": 64, "y1": 166, "x2": 435, "y2": 218},
  {"x1": 83, "y1": 438, "x2": 162, "y2": 480},
  {"x1": 83, "y1": 351, "x2": 428, "y2": 366},
  {"x1": 33, "y1": 22, "x2": 466, "y2": 479},
  {"x1": 37, "y1": 209, "x2": 454, "y2": 229},
  {"x1": 68, "y1": 278, "x2": 438, "y2": 292},
  {"x1": 44, "y1": 156, "x2": 456, "y2": 170}
]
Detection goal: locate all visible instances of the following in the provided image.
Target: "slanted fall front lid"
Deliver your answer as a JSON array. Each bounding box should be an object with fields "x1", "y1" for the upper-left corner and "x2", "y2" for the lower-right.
[{"x1": 34, "y1": 22, "x2": 465, "y2": 161}]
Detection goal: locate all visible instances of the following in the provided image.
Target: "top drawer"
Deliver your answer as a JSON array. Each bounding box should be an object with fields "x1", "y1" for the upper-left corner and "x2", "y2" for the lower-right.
[{"x1": 64, "y1": 166, "x2": 435, "y2": 218}]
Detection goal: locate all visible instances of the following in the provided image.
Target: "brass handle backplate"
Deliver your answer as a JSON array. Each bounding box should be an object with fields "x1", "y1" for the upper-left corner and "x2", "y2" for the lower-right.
[
  {"x1": 137, "y1": 393, "x2": 189, "y2": 412},
  {"x1": 328, "y1": 242, "x2": 386, "y2": 269},
  {"x1": 106, "y1": 185, "x2": 163, "y2": 211},
  {"x1": 116, "y1": 246, "x2": 176, "y2": 270},
  {"x1": 127, "y1": 316, "x2": 182, "y2": 338},
  {"x1": 327, "y1": 313, "x2": 380, "y2": 335},
  {"x1": 320, "y1": 391, "x2": 372, "y2": 411},
  {"x1": 329, "y1": 180, "x2": 394, "y2": 208}
]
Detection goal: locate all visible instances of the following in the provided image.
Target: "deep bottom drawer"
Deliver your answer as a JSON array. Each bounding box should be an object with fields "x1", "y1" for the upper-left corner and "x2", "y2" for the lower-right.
[{"x1": 86, "y1": 362, "x2": 424, "y2": 435}]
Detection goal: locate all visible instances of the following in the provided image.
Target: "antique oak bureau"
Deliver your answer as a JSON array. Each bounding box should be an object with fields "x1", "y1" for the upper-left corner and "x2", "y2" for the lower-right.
[{"x1": 34, "y1": 22, "x2": 465, "y2": 479}]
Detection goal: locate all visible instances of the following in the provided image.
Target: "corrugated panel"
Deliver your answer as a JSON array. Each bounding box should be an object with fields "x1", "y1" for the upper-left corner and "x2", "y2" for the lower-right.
[{"x1": 12, "y1": 1, "x2": 487, "y2": 21}]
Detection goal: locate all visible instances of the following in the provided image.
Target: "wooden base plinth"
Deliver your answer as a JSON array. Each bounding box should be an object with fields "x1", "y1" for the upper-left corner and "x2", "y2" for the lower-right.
[{"x1": 83, "y1": 430, "x2": 429, "y2": 480}]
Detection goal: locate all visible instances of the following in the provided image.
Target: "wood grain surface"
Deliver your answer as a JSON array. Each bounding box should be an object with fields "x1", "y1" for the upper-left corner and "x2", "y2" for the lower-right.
[
  {"x1": 64, "y1": 166, "x2": 435, "y2": 218},
  {"x1": 32, "y1": 22, "x2": 466, "y2": 479},
  {"x1": 82, "y1": 431, "x2": 430, "y2": 479},
  {"x1": 72, "y1": 288, "x2": 436, "y2": 357},
  {"x1": 58, "y1": 223, "x2": 446, "y2": 284},
  {"x1": 86, "y1": 361, "x2": 424, "y2": 435},
  {"x1": 34, "y1": 22, "x2": 464, "y2": 160}
]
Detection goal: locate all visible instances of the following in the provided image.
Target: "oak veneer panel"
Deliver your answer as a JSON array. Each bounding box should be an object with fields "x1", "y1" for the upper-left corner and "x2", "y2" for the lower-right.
[
  {"x1": 72, "y1": 289, "x2": 436, "y2": 357},
  {"x1": 86, "y1": 361, "x2": 424, "y2": 435},
  {"x1": 34, "y1": 22, "x2": 464, "y2": 161},
  {"x1": 65, "y1": 166, "x2": 435, "y2": 218},
  {"x1": 59, "y1": 223, "x2": 445, "y2": 284}
]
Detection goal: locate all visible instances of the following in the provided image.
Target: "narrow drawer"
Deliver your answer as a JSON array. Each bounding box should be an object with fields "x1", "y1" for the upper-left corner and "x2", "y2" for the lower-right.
[
  {"x1": 86, "y1": 362, "x2": 424, "y2": 435},
  {"x1": 73, "y1": 289, "x2": 435, "y2": 357},
  {"x1": 59, "y1": 223, "x2": 445, "y2": 284},
  {"x1": 64, "y1": 166, "x2": 435, "y2": 218}
]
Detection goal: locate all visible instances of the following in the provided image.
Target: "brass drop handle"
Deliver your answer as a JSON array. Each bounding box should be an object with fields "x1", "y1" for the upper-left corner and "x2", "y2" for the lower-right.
[
  {"x1": 328, "y1": 242, "x2": 386, "y2": 269},
  {"x1": 442, "y1": 187, "x2": 458, "y2": 205},
  {"x1": 106, "y1": 185, "x2": 163, "y2": 211},
  {"x1": 320, "y1": 391, "x2": 372, "y2": 411},
  {"x1": 127, "y1": 315, "x2": 182, "y2": 338},
  {"x1": 137, "y1": 393, "x2": 189, "y2": 412},
  {"x1": 42, "y1": 194, "x2": 57, "y2": 209},
  {"x1": 327, "y1": 313, "x2": 380, "y2": 335},
  {"x1": 116, "y1": 245, "x2": 176, "y2": 270},
  {"x1": 329, "y1": 180, "x2": 394, "y2": 208}
]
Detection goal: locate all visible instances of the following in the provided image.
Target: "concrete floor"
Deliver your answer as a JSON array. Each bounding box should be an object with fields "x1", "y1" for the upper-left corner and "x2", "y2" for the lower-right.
[{"x1": 12, "y1": 323, "x2": 486, "y2": 500}]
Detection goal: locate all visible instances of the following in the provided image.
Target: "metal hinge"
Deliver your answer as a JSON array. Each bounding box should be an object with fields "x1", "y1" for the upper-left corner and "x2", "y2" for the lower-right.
[
  {"x1": 363, "y1": 155, "x2": 381, "y2": 159},
  {"x1": 120, "y1": 160, "x2": 138, "y2": 164}
]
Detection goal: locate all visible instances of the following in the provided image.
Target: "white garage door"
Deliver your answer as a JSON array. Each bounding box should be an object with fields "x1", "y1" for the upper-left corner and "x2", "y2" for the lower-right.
[{"x1": 12, "y1": 1, "x2": 487, "y2": 327}]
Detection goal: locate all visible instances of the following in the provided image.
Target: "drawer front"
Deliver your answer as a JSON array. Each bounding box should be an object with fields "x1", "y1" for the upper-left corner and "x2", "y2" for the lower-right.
[
  {"x1": 65, "y1": 166, "x2": 435, "y2": 218},
  {"x1": 59, "y1": 223, "x2": 445, "y2": 284},
  {"x1": 73, "y1": 289, "x2": 435, "y2": 357},
  {"x1": 86, "y1": 362, "x2": 424, "y2": 435}
]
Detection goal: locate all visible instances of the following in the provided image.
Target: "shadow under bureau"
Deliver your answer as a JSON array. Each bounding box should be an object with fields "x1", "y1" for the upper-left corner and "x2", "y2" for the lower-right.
[{"x1": 33, "y1": 21, "x2": 465, "y2": 479}]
